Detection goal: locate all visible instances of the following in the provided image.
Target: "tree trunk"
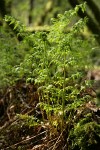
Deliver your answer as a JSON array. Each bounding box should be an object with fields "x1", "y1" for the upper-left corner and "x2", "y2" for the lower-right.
[
  {"x1": 29, "y1": 0, "x2": 34, "y2": 25},
  {"x1": 0, "y1": 0, "x2": 7, "y2": 17}
]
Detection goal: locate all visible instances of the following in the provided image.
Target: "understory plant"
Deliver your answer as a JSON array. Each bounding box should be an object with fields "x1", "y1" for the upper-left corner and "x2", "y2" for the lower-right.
[
  {"x1": 69, "y1": 114, "x2": 100, "y2": 150},
  {"x1": 12, "y1": 3, "x2": 94, "y2": 122},
  {"x1": 5, "y1": 3, "x2": 93, "y2": 119},
  {"x1": 0, "y1": 21, "x2": 29, "y2": 87},
  {"x1": 1, "y1": 3, "x2": 100, "y2": 149}
]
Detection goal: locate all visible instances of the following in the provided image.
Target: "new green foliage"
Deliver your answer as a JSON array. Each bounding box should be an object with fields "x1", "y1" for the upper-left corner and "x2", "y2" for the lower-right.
[
  {"x1": 0, "y1": 3, "x2": 100, "y2": 149},
  {"x1": 2, "y1": 3, "x2": 94, "y2": 114},
  {"x1": 13, "y1": 3, "x2": 94, "y2": 121}
]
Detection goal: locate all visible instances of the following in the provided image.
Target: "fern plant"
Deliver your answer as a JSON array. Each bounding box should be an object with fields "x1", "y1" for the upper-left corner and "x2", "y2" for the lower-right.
[
  {"x1": 2, "y1": 3, "x2": 96, "y2": 127},
  {"x1": 11, "y1": 2, "x2": 95, "y2": 126},
  {"x1": 1, "y1": 3, "x2": 100, "y2": 150}
]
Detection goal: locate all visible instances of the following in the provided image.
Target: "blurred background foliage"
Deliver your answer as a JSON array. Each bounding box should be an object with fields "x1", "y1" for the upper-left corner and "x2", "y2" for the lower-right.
[
  {"x1": 0, "y1": 2, "x2": 100, "y2": 149},
  {"x1": 0, "y1": 0, "x2": 100, "y2": 87},
  {"x1": 0, "y1": 0, "x2": 100, "y2": 38}
]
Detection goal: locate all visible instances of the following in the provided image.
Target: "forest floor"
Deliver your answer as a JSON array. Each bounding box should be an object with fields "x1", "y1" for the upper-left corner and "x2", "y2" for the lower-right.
[{"x1": 0, "y1": 73, "x2": 100, "y2": 150}]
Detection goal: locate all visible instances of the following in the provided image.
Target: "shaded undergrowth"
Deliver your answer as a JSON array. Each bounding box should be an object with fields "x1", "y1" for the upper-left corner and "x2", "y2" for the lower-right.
[{"x1": 0, "y1": 3, "x2": 100, "y2": 150}]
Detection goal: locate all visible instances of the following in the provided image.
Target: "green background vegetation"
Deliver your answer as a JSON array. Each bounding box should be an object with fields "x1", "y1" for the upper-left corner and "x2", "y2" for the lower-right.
[{"x1": 0, "y1": 0, "x2": 100, "y2": 149}]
